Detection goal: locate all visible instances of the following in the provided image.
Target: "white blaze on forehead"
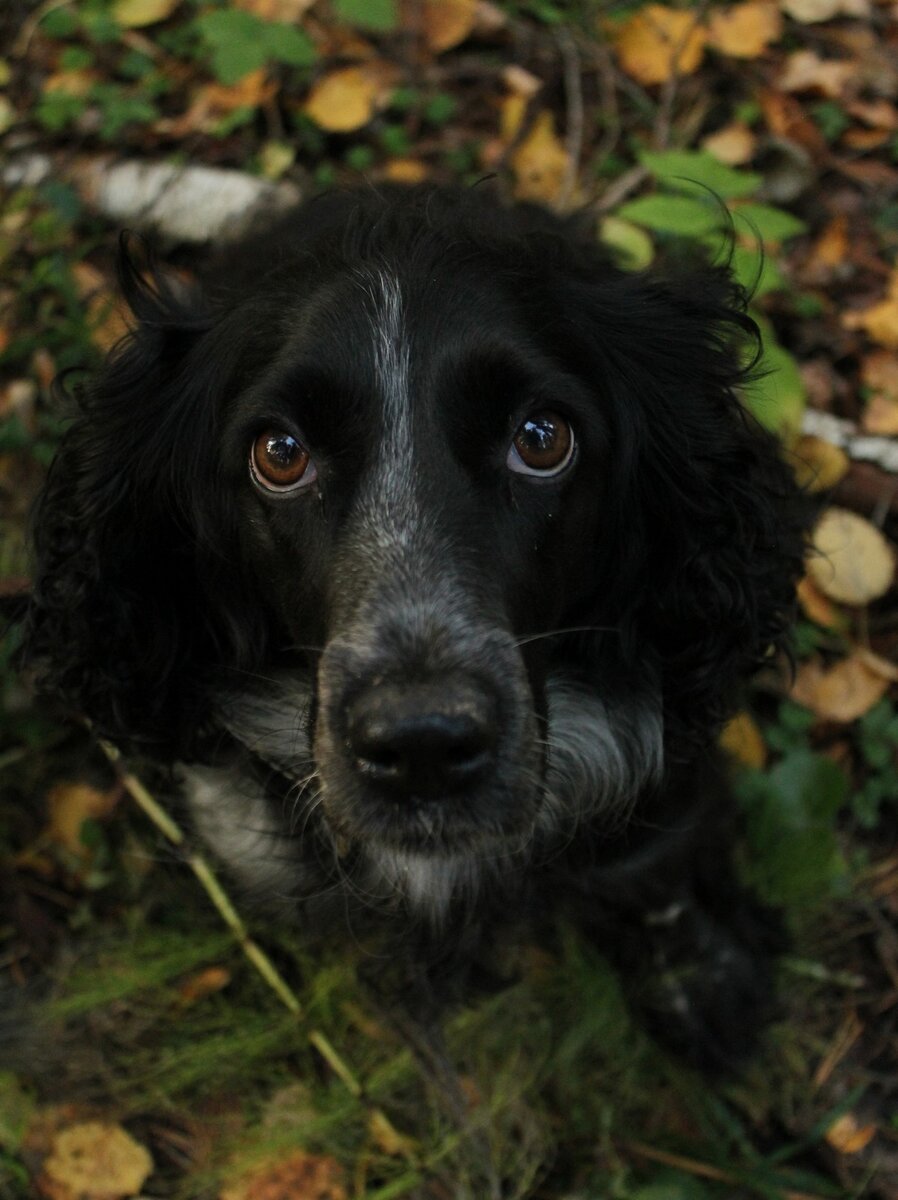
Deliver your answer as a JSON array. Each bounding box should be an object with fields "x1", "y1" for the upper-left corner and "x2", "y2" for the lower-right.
[{"x1": 355, "y1": 269, "x2": 417, "y2": 550}]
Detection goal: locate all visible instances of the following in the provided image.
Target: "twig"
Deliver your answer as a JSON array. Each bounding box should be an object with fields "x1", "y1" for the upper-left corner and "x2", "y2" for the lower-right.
[
  {"x1": 555, "y1": 27, "x2": 584, "y2": 212},
  {"x1": 626, "y1": 1142, "x2": 829, "y2": 1200},
  {"x1": 95, "y1": 738, "x2": 407, "y2": 1121}
]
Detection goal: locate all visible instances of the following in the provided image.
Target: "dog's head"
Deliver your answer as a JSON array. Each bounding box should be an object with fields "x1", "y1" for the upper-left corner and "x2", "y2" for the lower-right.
[{"x1": 23, "y1": 186, "x2": 804, "y2": 887}]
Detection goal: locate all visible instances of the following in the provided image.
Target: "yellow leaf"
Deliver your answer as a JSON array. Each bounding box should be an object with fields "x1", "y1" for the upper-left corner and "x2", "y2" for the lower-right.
[
  {"x1": 720, "y1": 711, "x2": 767, "y2": 768},
  {"x1": 419, "y1": 0, "x2": 477, "y2": 52},
  {"x1": 598, "y1": 216, "x2": 655, "y2": 270},
  {"x1": 792, "y1": 435, "x2": 850, "y2": 492},
  {"x1": 500, "y1": 92, "x2": 527, "y2": 142},
  {"x1": 304, "y1": 63, "x2": 394, "y2": 132},
  {"x1": 44, "y1": 782, "x2": 119, "y2": 859},
  {"x1": 844, "y1": 269, "x2": 898, "y2": 349},
  {"x1": 44, "y1": 70, "x2": 96, "y2": 98},
  {"x1": 42, "y1": 1122, "x2": 153, "y2": 1198},
  {"x1": 383, "y1": 158, "x2": 429, "y2": 183},
  {"x1": 112, "y1": 0, "x2": 179, "y2": 28},
  {"x1": 791, "y1": 654, "x2": 889, "y2": 722},
  {"x1": 825, "y1": 1112, "x2": 878, "y2": 1154},
  {"x1": 511, "y1": 110, "x2": 570, "y2": 203},
  {"x1": 706, "y1": 1, "x2": 782, "y2": 58},
  {"x1": 808, "y1": 507, "x2": 895, "y2": 606},
  {"x1": 797, "y1": 574, "x2": 841, "y2": 628},
  {"x1": 612, "y1": 5, "x2": 705, "y2": 87}
]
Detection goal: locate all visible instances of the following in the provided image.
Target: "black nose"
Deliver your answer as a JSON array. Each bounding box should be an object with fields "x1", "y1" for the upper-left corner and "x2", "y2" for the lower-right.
[{"x1": 346, "y1": 679, "x2": 497, "y2": 800}]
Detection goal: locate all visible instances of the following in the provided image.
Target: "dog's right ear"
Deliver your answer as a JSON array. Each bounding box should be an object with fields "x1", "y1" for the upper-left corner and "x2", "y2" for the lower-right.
[{"x1": 21, "y1": 237, "x2": 234, "y2": 752}]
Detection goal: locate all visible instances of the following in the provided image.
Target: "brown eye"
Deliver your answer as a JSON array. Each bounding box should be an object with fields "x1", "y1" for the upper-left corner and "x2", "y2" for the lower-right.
[
  {"x1": 507, "y1": 412, "x2": 574, "y2": 477},
  {"x1": 250, "y1": 431, "x2": 316, "y2": 492}
]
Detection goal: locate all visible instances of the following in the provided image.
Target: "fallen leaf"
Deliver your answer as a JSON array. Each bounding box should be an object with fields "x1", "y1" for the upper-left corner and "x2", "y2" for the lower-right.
[
  {"x1": 383, "y1": 157, "x2": 429, "y2": 183},
  {"x1": 43, "y1": 781, "x2": 119, "y2": 860},
  {"x1": 792, "y1": 435, "x2": 850, "y2": 492},
  {"x1": 825, "y1": 1111, "x2": 878, "y2": 1154},
  {"x1": 862, "y1": 393, "x2": 898, "y2": 435},
  {"x1": 781, "y1": 0, "x2": 870, "y2": 20},
  {"x1": 842, "y1": 127, "x2": 890, "y2": 151},
  {"x1": 856, "y1": 646, "x2": 898, "y2": 684},
  {"x1": 791, "y1": 653, "x2": 889, "y2": 722},
  {"x1": 502, "y1": 64, "x2": 543, "y2": 98},
  {"x1": 72, "y1": 263, "x2": 130, "y2": 351},
  {"x1": 510, "y1": 110, "x2": 570, "y2": 203},
  {"x1": 862, "y1": 350, "x2": 898, "y2": 399},
  {"x1": 758, "y1": 87, "x2": 829, "y2": 154},
  {"x1": 701, "y1": 121, "x2": 757, "y2": 165},
  {"x1": 797, "y1": 574, "x2": 841, "y2": 627},
  {"x1": 598, "y1": 215, "x2": 655, "y2": 269},
  {"x1": 843, "y1": 267, "x2": 898, "y2": 349},
  {"x1": 846, "y1": 98, "x2": 898, "y2": 129},
  {"x1": 39, "y1": 1121, "x2": 153, "y2": 1200},
  {"x1": 259, "y1": 140, "x2": 295, "y2": 180},
  {"x1": 418, "y1": 0, "x2": 477, "y2": 52},
  {"x1": 304, "y1": 63, "x2": 395, "y2": 132},
  {"x1": 779, "y1": 49, "x2": 854, "y2": 98},
  {"x1": 220, "y1": 1151, "x2": 346, "y2": 1200},
  {"x1": 808, "y1": 507, "x2": 895, "y2": 606},
  {"x1": 112, "y1": 0, "x2": 179, "y2": 27},
  {"x1": 177, "y1": 966, "x2": 232, "y2": 1006},
  {"x1": 612, "y1": 4, "x2": 706, "y2": 86},
  {"x1": 807, "y1": 213, "x2": 849, "y2": 271},
  {"x1": 43, "y1": 70, "x2": 97, "y2": 98},
  {"x1": 720, "y1": 711, "x2": 767, "y2": 768},
  {"x1": 706, "y1": 1, "x2": 782, "y2": 58}
]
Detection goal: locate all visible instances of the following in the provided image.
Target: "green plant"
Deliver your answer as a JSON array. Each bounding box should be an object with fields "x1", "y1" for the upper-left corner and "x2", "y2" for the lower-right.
[{"x1": 852, "y1": 700, "x2": 898, "y2": 828}]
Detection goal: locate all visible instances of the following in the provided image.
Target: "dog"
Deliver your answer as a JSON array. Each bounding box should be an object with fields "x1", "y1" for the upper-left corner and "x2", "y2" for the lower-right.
[{"x1": 21, "y1": 184, "x2": 807, "y2": 1069}]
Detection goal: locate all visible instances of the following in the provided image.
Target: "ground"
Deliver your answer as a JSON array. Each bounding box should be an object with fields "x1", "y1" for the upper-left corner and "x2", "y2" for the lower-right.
[{"x1": 2, "y1": 1, "x2": 898, "y2": 1198}]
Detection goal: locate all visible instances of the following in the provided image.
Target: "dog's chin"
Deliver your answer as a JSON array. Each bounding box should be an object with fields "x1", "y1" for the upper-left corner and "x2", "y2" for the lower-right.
[{"x1": 317, "y1": 775, "x2": 543, "y2": 861}]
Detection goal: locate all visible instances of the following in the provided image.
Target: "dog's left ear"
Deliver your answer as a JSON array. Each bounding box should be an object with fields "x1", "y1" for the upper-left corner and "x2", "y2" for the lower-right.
[
  {"x1": 21, "y1": 240, "x2": 254, "y2": 752},
  {"x1": 559, "y1": 259, "x2": 807, "y2": 756}
]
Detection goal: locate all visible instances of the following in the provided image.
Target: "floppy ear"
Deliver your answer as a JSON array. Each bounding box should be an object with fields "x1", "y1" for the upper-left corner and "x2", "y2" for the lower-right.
[
  {"x1": 560, "y1": 260, "x2": 808, "y2": 759},
  {"x1": 22, "y1": 240, "x2": 258, "y2": 752}
]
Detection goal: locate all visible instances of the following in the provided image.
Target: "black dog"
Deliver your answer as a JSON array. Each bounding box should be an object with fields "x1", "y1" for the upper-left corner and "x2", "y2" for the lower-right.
[{"x1": 22, "y1": 185, "x2": 806, "y2": 1068}]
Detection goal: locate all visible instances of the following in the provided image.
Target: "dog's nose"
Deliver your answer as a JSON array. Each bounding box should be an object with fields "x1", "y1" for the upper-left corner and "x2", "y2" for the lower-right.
[{"x1": 346, "y1": 680, "x2": 497, "y2": 800}]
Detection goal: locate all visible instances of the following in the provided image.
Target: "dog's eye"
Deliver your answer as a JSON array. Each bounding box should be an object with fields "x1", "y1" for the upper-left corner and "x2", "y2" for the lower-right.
[
  {"x1": 250, "y1": 431, "x2": 317, "y2": 492},
  {"x1": 507, "y1": 412, "x2": 574, "y2": 477}
]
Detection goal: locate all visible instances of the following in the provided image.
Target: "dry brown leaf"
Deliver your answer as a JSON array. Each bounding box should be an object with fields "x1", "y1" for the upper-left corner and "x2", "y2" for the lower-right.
[
  {"x1": 220, "y1": 1151, "x2": 346, "y2": 1200},
  {"x1": 611, "y1": 4, "x2": 706, "y2": 86},
  {"x1": 177, "y1": 966, "x2": 232, "y2": 1006},
  {"x1": 808, "y1": 507, "x2": 895, "y2": 606},
  {"x1": 862, "y1": 350, "x2": 898, "y2": 399},
  {"x1": 112, "y1": 0, "x2": 178, "y2": 27},
  {"x1": 847, "y1": 98, "x2": 898, "y2": 129},
  {"x1": 304, "y1": 63, "x2": 395, "y2": 132},
  {"x1": 781, "y1": 0, "x2": 870, "y2": 20},
  {"x1": 39, "y1": 1121, "x2": 153, "y2": 1200},
  {"x1": 791, "y1": 654, "x2": 889, "y2": 722},
  {"x1": 502, "y1": 64, "x2": 543, "y2": 98},
  {"x1": 419, "y1": 0, "x2": 477, "y2": 52},
  {"x1": 758, "y1": 87, "x2": 829, "y2": 153},
  {"x1": 862, "y1": 392, "x2": 898, "y2": 435},
  {"x1": 701, "y1": 121, "x2": 757, "y2": 165},
  {"x1": 856, "y1": 646, "x2": 898, "y2": 683},
  {"x1": 706, "y1": 1, "x2": 782, "y2": 58},
  {"x1": 72, "y1": 263, "x2": 130, "y2": 351},
  {"x1": 383, "y1": 158, "x2": 429, "y2": 183},
  {"x1": 797, "y1": 574, "x2": 841, "y2": 628},
  {"x1": 44, "y1": 70, "x2": 97, "y2": 98},
  {"x1": 720, "y1": 711, "x2": 767, "y2": 768},
  {"x1": 779, "y1": 49, "x2": 854, "y2": 98},
  {"x1": 843, "y1": 127, "x2": 891, "y2": 151},
  {"x1": 844, "y1": 267, "x2": 898, "y2": 349},
  {"x1": 807, "y1": 213, "x2": 849, "y2": 270},
  {"x1": 510, "y1": 110, "x2": 570, "y2": 203},
  {"x1": 825, "y1": 1112, "x2": 878, "y2": 1154},
  {"x1": 792, "y1": 435, "x2": 850, "y2": 492},
  {"x1": 43, "y1": 781, "x2": 119, "y2": 860}
]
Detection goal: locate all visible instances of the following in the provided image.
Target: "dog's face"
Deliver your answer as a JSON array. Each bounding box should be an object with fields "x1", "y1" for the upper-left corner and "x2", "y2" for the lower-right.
[
  {"x1": 25, "y1": 187, "x2": 805, "y2": 913},
  {"x1": 220, "y1": 255, "x2": 618, "y2": 861}
]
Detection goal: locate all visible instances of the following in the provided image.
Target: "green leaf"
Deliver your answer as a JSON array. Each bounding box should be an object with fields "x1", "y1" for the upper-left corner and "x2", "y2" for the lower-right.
[
  {"x1": 333, "y1": 0, "x2": 398, "y2": 31},
  {"x1": 734, "y1": 202, "x2": 807, "y2": 243},
  {"x1": 598, "y1": 216, "x2": 655, "y2": 270},
  {"x1": 196, "y1": 10, "x2": 267, "y2": 83},
  {"x1": 616, "y1": 194, "x2": 722, "y2": 238},
  {"x1": 640, "y1": 149, "x2": 762, "y2": 199},
  {"x1": 729, "y1": 244, "x2": 785, "y2": 297},
  {"x1": 743, "y1": 314, "x2": 806, "y2": 441},
  {"x1": 262, "y1": 22, "x2": 316, "y2": 69},
  {"x1": 739, "y1": 750, "x2": 848, "y2": 907}
]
